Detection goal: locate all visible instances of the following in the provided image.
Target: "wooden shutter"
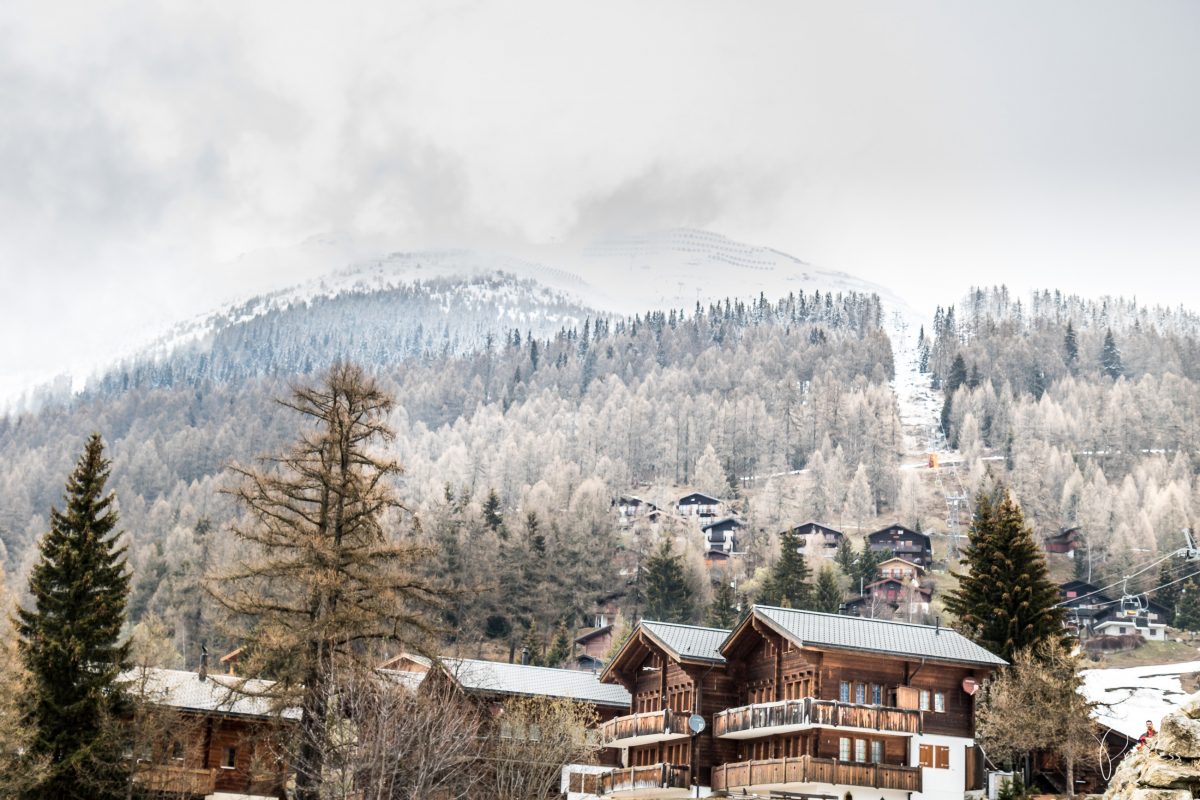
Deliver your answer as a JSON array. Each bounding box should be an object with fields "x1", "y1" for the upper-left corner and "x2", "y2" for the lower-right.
[
  {"x1": 918, "y1": 744, "x2": 933, "y2": 768},
  {"x1": 896, "y1": 686, "x2": 920, "y2": 709},
  {"x1": 935, "y1": 746, "x2": 950, "y2": 769}
]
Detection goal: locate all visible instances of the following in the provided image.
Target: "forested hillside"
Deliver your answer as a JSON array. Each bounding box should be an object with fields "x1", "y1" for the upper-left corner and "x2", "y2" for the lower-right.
[
  {"x1": 0, "y1": 280, "x2": 896, "y2": 662},
  {"x1": 930, "y1": 287, "x2": 1200, "y2": 582}
]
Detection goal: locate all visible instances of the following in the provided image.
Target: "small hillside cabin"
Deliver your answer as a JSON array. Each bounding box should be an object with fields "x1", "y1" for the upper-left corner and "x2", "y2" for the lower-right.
[
  {"x1": 615, "y1": 495, "x2": 659, "y2": 521},
  {"x1": 1044, "y1": 526, "x2": 1084, "y2": 555},
  {"x1": 124, "y1": 667, "x2": 297, "y2": 800},
  {"x1": 676, "y1": 492, "x2": 722, "y2": 519},
  {"x1": 781, "y1": 521, "x2": 844, "y2": 564},
  {"x1": 868, "y1": 525, "x2": 934, "y2": 568},
  {"x1": 1058, "y1": 580, "x2": 1171, "y2": 640},
  {"x1": 565, "y1": 609, "x2": 1006, "y2": 800},
  {"x1": 701, "y1": 516, "x2": 741, "y2": 552},
  {"x1": 575, "y1": 625, "x2": 616, "y2": 667},
  {"x1": 863, "y1": 578, "x2": 933, "y2": 616},
  {"x1": 878, "y1": 556, "x2": 925, "y2": 582}
]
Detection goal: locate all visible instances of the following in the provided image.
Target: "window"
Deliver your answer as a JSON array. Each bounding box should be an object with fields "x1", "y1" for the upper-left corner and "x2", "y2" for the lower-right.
[
  {"x1": 854, "y1": 683, "x2": 866, "y2": 705},
  {"x1": 918, "y1": 689, "x2": 931, "y2": 711},
  {"x1": 919, "y1": 745, "x2": 950, "y2": 769},
  {"x1": 840, "y1": 681, "x2": 851, "y2": 703},
  {"x1": 870, "y1": 740, "x2": 883, "y2": 763},
  {"x1": 871, "y1": 684, "x2": 883, "y2": 705},
  {"x1": 222, "y1": 747, "x2": 237, "y2": 770},
  {"x1": 839, "y1": 737, "x2": 851, "y2": 760},
  {"x1": 934, "y1": 691, "x2": 945, "y2": 713},
  {"x1": 854, "y1": 739, "x2": 867, "y2": 762},
  {"x1": 170, "y1": 740, "x2": 184, "y2": 761}
]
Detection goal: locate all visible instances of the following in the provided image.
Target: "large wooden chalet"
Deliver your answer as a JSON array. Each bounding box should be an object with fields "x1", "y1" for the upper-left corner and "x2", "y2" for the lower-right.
[
  {"x1": 567, "y1": 607, "x2": 1005, "y2": 800},
  {"x1": 868, "y1": 524, "x2": 934, "y2": 569}
]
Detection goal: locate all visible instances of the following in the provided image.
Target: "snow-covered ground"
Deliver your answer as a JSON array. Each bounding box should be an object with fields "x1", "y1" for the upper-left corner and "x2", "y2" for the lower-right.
[
  {"x1": 1082, "y1": 660, "x2": 1200, "y2": 739},
  {"x1": 886, "y1": 309, "x2": 940, "y2": 457}
]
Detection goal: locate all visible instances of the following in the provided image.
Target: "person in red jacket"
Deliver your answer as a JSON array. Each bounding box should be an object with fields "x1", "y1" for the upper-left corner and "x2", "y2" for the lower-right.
[{"x1": 1138, "y1": 720, "x2": 1157, "y2": 748}]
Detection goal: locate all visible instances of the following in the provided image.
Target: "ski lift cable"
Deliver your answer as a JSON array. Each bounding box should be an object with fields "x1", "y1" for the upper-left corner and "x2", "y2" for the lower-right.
[
  {"x1": 1072, "y1": 556, "x2": 1179, "y2": 604},
  {"x1": 1055, "y1": 549, "x2": 1187, "y2": 608},
  {"x1": 1082, "y1": 566, "x2": 1200, "y2": 609}
]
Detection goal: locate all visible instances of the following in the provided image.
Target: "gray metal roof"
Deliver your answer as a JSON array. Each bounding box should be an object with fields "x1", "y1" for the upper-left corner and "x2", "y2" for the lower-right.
[
  {"x1": 119, "y1": 667, "x2": 301, "y2": 720},
  {"x1": 642, "y1": 621, "x2": 729, "y2": 663},
  {"x1": 442, "y1": 658, "x2": 631, "y2": 708},
  {"x1": 754, "y1": 606, "x2": 1007, "y2": 667}
]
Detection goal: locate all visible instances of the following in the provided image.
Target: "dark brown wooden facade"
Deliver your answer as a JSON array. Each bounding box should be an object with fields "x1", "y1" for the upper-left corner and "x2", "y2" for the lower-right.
[{"x1": 583, "y1": 609, "x2": 1004, "y2": 798}]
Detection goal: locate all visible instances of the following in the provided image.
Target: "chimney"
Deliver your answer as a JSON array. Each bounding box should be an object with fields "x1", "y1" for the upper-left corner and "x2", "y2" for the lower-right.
[
  {"x1": 199, "y1": 642, "x2": 209, "y2": 682},
  {"x1": 935, "y1": 617, "x2": 941, "y2": 635},
  {"x1": 520, "y1": 646, "x2": 530, "y2": 666}
]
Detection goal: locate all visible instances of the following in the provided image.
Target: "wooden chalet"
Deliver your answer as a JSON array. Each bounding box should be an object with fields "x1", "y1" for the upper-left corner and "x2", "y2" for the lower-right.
[
  {"x1": 711, "y1": 607, "x2": 1004, "y2": 799},
  {"x1": 575, "y1": 625, "x2": 615, "y2": 669},
  {"x1": 868, "y1": 524, "x2": 934, "y2": 568},
  {"x1": 701, "y1": 516, "x2": 741, "y2": 560},
  {"x1": 1044, "y1": 526, "x2": 1084, "y2": 555},
  {"x1": 676, "y1": 492, "x2": 722, "y2": 519},
  {"x1": 1059, "y1": 580, "x2": 1170, "y2": 642},
  {"x1": 878, "y1": 556, "x2": 925, "y2": 581},
  {"x1": 782, "y1": 521, "x2": 845, "y2": 564},
  {"x1": 616, "y1": 495, "x2": 659, "y2": 521},
  {"x1": 567, "y1": 610, "x2": 1006, "y2": 800},
  {"x1": 124, "y1": 667, "x2": 296, "y2": 799}
]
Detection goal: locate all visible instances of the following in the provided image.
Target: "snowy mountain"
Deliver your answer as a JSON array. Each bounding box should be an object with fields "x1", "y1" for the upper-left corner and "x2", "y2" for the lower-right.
[{"x1": 6, "y1": 228, "x2": 912, "y2": 411}]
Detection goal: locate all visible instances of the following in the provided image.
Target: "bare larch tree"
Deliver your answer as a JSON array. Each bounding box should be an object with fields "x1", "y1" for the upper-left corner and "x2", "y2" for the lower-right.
[{"x1": 209, "y1": 363, "x2": 441, "y2": 800}]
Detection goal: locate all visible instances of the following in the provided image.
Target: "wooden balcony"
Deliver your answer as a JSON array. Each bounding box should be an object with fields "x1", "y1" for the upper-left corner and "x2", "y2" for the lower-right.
[
  {"x1": 566, "y1": 763, "x2": 690, "y2": 796},
  {"x1": 598, "y1": 708, "x2": 691, "y2": 747},
  {"x1": 713, "y1": 697, "x2": 922, "y2": 739},
  {"x1": 134, "y1": 763, "x2": 218, "y2": 795},
  {"x1": 711, "y1": 755, "x2": 922, "y2": 793}
]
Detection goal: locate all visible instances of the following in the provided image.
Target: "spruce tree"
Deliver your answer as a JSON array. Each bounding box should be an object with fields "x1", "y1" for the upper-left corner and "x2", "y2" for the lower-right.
[
  {"x1": 941, "y1": 354, "x2": 968, "y2": 442},
  {"x1": 1063, "y1": 322, "x2": 1078, "y2": 371},
  {"x1": 706, "y1": 576, "x2": 739, "y2": 628},
  {"x1": 642, "y1": 539, "x2": 696, "y2": 623},
  {"x1": 1175, "y1": 582, "x2": 1200, "y2": 632},
  {"x1": 1154, "y1": 562, "x2": 1180, "y2": 625},
  {"x1": 1100, "y1": 329, "x2": 1124, "y2": 379},
  {"x1": 944, "y1": 489, "x2": 1066, "y2": 661},
  {"x1": 544, "y1": 621, "x2": 572, "y2": 668},
  {"x1": 482, "y1": 488, "x2": 504, "y2": 533},
  {"x1": 834, "y1": 537, "x2": 856, "y2": 576},
  {"x1": 812, "y1": 565, "x2": 844, "y2": 614},
  {"x1": 17, "y1": 434, "x2": 131, "y2": 800},
  {"x1": 851, "y1": 540, "x2": 886, "y2": 594},
  {"x1": 760, "y1": 527, "x2": 812, "y2": 608}
]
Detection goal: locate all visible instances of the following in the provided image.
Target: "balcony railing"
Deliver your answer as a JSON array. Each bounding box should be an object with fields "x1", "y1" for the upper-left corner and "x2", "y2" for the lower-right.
[
  {"x1": 713, "y1": 698, "x2": 922, "y2": 738},
  {"x1": 711, "y1": 755, "x2": 921, "y2": 793},
  {"x1": 567, "y1": 763, "x2": 690, "y2": 795},
  {"x1": 134, "y1": 764, "x2": 218, "y2": 795},
  {"x1": 598, "y1": 708, "x2": 691, "y2": 747}
]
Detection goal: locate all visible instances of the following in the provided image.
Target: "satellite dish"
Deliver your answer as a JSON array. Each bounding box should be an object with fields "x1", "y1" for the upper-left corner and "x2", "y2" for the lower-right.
[
  {"x1": 688, "y1": 713, "x2": 706, "y2": 735},
  {"x1": 962, "y1": 678, "x2": 979, "y2": 696}
]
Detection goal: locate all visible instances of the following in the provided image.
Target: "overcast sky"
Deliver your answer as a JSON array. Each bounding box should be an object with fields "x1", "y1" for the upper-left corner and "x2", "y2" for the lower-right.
[{"x1": 2, "y1": 1, "x2": 1199, "y2": 397}]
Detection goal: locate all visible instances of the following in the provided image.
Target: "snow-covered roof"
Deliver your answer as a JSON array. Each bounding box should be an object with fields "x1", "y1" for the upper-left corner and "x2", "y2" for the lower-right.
[
  {"x1": 120, "y1": 667, "x2": 300, "y2": 720},
  {"x1": 441, "y1": 658, "x2": 631, "y2": 708},
  {"x1": 1082, "y1": 660, "x2": 1200, "y2": 740}
]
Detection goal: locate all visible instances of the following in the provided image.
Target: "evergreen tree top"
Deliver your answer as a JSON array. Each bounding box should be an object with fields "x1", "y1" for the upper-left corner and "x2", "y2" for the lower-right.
[{"x1": 944, "y1": 488, "x2": 1066, "y2": 662}]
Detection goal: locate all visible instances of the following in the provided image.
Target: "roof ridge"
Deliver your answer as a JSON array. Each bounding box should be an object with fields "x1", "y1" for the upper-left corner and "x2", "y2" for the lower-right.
[
  {"x1": 450, "y1": 657, "x2": 600, "y2": 675},
  {"x1": 756, "y1": 604, "x2": 955, "y2": 634},
  {"x1": 643, "y1": 619, "x2": 732, "y2": 634}
]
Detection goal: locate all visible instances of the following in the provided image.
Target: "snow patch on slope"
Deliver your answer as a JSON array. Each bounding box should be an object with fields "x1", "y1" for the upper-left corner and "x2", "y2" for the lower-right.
[{"x1": 1083, "y1": 660, "x2": 1200, "y2": 739}]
